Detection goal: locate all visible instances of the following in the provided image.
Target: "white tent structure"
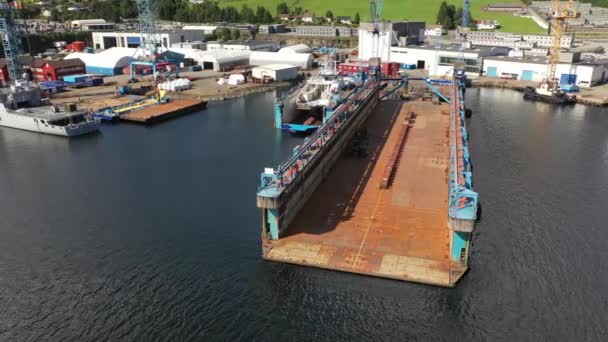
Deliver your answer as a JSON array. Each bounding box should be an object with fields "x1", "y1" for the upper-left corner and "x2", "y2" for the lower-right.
[
  {"x1": 64, "y1": 47, "x2": 144, "y2": 75},
  {"x1": 169, "y1": 48, "x2": 251, "y2": 71},
  {"x1": 249, "y1": 51, "x2": 313, "y2": 69},
  {"x1": 278, "y1": 44, "x2": 313, "y2": 54}
]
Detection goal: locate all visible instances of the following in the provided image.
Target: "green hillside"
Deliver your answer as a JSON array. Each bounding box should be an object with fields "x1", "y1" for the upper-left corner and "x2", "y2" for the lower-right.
[{"x1": 219, "y1": 0, "x2": 546, "y2": 33}]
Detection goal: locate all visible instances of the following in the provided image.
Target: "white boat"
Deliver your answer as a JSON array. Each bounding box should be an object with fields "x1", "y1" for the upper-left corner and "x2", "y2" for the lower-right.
[
  {"x1": 295, "y1": 61, "x2": 346, "y2": 111},
  {"x1": 296, "y1": 76, "x2": 345, "y2": 110},
  {"x1": 0, "y1": 103, "x2": 100, "y2": 137}
]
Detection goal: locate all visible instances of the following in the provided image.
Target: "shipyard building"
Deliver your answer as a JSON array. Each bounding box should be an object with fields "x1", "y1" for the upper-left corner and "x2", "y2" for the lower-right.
[
  {"x1": 483, "y1": 55, "x2": 608, "y2": 87},
  {"x1": 0, "y1": 57, "x2": 86, "y2": 84},
  {"x1": 358, "y1": 21, "x2": 425, "y2": 61},
  {"x1": 390, "y1": 45, "x2": 509, "y2": 76},
  {"x1": 92, "y1": 31, "x2": 203, "y2": 50}
]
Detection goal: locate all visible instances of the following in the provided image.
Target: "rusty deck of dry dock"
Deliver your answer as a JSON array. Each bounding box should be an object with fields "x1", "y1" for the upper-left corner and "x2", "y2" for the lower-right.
[
  {"x1": 120, "y1": 98, "x2": 207, "y2": 124},
  {"x1": 264, "y1": 99, "x2": 467, "y2": 287}
]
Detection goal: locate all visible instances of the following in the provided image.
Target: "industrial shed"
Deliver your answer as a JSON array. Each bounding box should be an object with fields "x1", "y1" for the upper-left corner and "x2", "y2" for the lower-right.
[
  {"x1": 252, "y1": 64, "x2": 298, "y2": 81},
  {"x1": 483, "y1": 55, "x2": 608, "y2": 88},
  {"x1": 65, "y1": 48, "x2": 137, "y2": 75},
  {"x1": 172, "y1": 49, "x2": 251, "y2": 71},
  {"x1": 278, "y1": 44, "x2": 313, "y2": 54},
  {"x1": 249, "y1": 51, "x2": 313, "y2": 69}
]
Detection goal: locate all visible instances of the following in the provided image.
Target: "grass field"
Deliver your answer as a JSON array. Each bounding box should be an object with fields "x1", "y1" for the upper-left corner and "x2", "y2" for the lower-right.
[{"x1": 219, "y1": 0, "x2": 546, "y2": 33}]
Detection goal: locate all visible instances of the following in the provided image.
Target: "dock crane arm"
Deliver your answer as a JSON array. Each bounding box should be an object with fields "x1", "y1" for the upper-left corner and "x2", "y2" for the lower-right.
[{"x1": 546, "y1": 0, "x2": 579, "y2": 90}]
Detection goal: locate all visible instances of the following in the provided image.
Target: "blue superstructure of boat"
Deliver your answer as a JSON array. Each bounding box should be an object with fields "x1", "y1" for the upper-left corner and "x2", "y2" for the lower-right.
[
  {"x1": 92, "y1": 111, "x2": 119, "y2": 122},
  {"x1": 282, "y1": 123, "x2": 318, "y2": 134}
]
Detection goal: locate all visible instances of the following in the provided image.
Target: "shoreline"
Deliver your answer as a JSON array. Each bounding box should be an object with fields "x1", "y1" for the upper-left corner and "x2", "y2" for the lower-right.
[
  {"x1": 168, "y1": 81, "x2": 291, "y2": 103},
  {"x1": 471, "y1": 78, "x2": 608, "y2": 107}
]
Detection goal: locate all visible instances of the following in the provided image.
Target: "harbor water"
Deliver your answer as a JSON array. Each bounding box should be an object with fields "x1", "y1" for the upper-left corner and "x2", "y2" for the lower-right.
[{"x1": 0, "y1": 88, "x2": 606, "y2": 340}]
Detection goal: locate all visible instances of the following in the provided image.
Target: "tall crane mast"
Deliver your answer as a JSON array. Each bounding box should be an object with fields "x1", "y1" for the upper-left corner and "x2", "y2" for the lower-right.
[
  {"x1": 462, "y1": 0, "x2": 471, "y2": 28},
  {"x1": 369, "y1": 0, "x2": 383, "y2": 60},
  {"x1": 137, "y1": 0, "x2": 160, "y2": 57},
  {"x1": 0, "y1": 0, "x2": 25, "y2": 83},
  {"x1": 546, "y1": 0, "x2": 578, "y2": 91}
]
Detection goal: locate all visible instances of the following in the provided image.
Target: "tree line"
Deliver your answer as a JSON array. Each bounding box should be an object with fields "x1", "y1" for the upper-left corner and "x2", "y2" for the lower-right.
[
  {"x1": 435, "y1": 1, "x2": 474, "y2": 30},
  {"x1": 159, "y1": 0, "x2": 273, "y2": 24},
  {"x1": 20, "y1": 0, "x2": 363, "y2": 26}
]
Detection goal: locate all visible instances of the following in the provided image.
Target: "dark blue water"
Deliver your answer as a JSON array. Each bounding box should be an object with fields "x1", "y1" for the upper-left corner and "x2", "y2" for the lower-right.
[{"x1": 0, "y1": 88, "x2": 606, "y2": 341}]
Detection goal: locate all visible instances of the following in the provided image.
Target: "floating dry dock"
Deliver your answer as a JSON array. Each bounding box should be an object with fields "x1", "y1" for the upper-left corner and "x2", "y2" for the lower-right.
[
  {"x1": 257, "y1": 72, "x2": 478, "y2": 287},
  {"x1": 120, "y1": 98, "x2": 207, "y2": 124}
]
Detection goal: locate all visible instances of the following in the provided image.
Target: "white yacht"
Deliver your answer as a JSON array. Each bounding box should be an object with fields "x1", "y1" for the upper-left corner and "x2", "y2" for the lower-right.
[
  {"x1": 0, "y1": 103, "x2": 100, "y2": 137},
  {"x1": 295, "y1": 64, "x2": 345, "y2": 110}
]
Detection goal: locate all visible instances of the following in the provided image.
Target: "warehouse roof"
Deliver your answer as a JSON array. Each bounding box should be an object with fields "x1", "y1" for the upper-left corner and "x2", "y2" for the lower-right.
[
  {"x1": 485, "y1": 55, "x2": 608, "y2": 66},
  {"x1": 278, "y1": 44, "x2": 312, "y2": 54},
  {"x1": 253, "y1": 64, "x2": 299, "y2": 71},
  {"x1": 402, "y1": 44, "x2": 499, "y2": 54},
  {"x1": 65, "y1": 48, "x2": 139, "y2": 68}
]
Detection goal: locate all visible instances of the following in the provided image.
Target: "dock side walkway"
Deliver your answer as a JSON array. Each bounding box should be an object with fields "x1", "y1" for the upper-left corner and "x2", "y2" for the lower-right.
[{"x1": 264, "y1": 99, "x2": 467, "y2": 287}]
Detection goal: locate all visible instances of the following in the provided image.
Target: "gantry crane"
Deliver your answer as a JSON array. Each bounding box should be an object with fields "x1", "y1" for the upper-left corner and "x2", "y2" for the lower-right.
[
  {"x1": 0, "y1": 0, "x2": 25, "y2": 84},
  {"x1": 544, "y1": 0, "x2": 579, "y2": 93}
]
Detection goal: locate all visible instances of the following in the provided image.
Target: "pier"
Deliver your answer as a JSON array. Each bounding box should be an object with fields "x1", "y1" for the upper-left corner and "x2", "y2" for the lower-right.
[
  {"x1": 257, "y1": 71, "x2": 478, "y2": 287},
  {"x1": 120, "y1": 98, "x2": 207, "y2": 124}
]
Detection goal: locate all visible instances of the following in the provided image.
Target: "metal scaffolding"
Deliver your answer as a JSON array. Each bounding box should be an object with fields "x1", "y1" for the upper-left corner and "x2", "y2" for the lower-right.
[
  {"x1": 0, "y1": 0, "x2": 24, "y2": 82},
  {"x1": 136, "y1": 0, "x2": 160, "y2": 56}
]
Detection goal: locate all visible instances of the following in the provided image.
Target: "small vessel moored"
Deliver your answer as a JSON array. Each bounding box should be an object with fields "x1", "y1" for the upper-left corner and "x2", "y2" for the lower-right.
[
  {"x1": 0, "y1": 103, "x2": 100, "y2": 136},
  {"x1": 523, "y1": 82, "x2": 576, "y2": 105}
]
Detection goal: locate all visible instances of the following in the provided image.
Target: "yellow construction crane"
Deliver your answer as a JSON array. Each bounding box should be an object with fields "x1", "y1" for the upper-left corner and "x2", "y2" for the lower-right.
[{"x1": 545, "y1": 0, "x2": 579, "y2": 92}]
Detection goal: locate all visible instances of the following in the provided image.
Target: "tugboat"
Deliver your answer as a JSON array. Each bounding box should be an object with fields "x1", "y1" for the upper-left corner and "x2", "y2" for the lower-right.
[{"x1": 523, "y1": 81, "x2": 576, "y2": 105}]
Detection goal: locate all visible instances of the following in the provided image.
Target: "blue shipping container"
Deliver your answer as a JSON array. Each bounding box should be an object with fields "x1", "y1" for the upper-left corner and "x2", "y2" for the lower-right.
[
  {"x1": 560, "y1": 73, "x2": 577, "y2": 85},
  {"x1": 85, "y1": 66, "x2": 123, "y2": 76},
  {"x1": 62, "y1": 74, "x2": 89, "y2": 83}
]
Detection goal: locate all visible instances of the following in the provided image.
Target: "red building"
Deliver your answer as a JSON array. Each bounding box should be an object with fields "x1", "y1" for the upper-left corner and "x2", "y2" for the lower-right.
[
  {"x1": 0, "y1": 64, "x2": 8, "y2": 86},
  {"x1": 0, "y1": 57, "x2": 85, "y2": 83},
  {"x1": 337, "y1": 61, "x2": 399, "y2": 77}
]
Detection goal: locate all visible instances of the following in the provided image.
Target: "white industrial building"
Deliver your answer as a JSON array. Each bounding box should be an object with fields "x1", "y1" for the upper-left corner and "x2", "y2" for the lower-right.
[
  {"x1": 70, "y1": 19, "x2": 112, "y2": 30},
  {"x1": 482, "y1": 56, "x2": 608, "y2": 87},
  {"x1": 358, "y1": 21, "x2": 426, "y2": 61},
  {"x1": 278, "y1": 44, "x2": 313, "y2": 54},
  {"x1": 359, "y1": 26, "x2": 397, "y2": 61},
  {"x1": 92, "y1": 31, "x2": 202, "y2": 50},
  {"x1": 207, "y1": 41, "x2": 277, "y2": 52},
  {"x1": 467, "y1": 31, "x2": 573, "y2": 49},
  {"x1": 171, "y1": 41, "x2": 206, "y2": 50},
  {"x1": 476, "y1": 20, "x2": 499, "y2": 30},
  {"x1": 182, "y1": 25, "x2": 225, "y2": 34},
  {"x1": 389, "y1": 45, "x2": 508, "y2": 77},
  {"x1": 252, "y1": 64, "x2": 299, "y2": 81},
  {"x1": 424, "y1": 25, "x2": 446, "y2": 37},
  {"x1": 249, "y1": 51, "x2": 314, "y2": 69},
  {"x1": 175, "y1": 49, "x2": 251, "y2": 71}
]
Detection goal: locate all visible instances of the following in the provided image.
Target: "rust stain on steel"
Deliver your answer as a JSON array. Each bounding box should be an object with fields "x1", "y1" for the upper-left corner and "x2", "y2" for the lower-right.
[
  {"x1": 120, "y1": 98, "x2": 207, "y2": 124},
  {"x1": 265, "y1": 99, "x2": 466, "y2": 287}
]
